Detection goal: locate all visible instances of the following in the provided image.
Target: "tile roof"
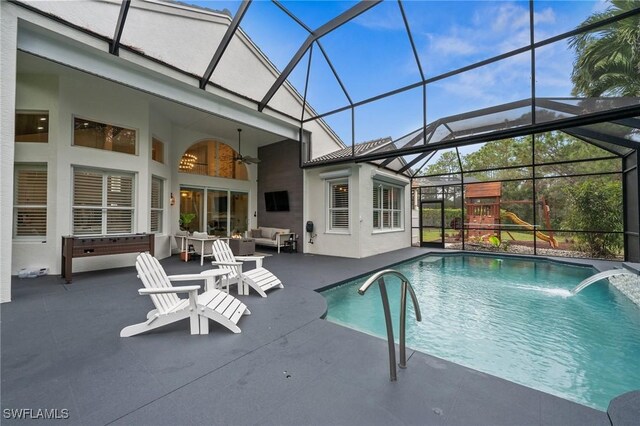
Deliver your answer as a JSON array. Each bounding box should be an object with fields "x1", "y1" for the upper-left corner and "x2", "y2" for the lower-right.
[{"x1": 308, "y1": 137, "x2": 394, "y2": 163}]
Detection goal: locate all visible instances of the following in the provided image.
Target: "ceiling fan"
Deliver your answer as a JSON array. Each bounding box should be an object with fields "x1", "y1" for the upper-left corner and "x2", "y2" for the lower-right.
[{"x1": 234, "y1": 128, "x2": 261, "y2": 164}]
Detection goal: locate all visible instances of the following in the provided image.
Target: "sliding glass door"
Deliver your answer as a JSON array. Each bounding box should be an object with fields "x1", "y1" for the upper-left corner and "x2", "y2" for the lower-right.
[
  {"x1": 181, "y1": 187, "x2": 248, "y2": 236},
  {"x1": 230, "y1": 192, "x2": 249, "y2": 236}
]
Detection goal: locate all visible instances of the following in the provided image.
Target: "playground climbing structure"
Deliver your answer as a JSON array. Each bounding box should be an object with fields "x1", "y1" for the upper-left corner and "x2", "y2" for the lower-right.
[{"x1": 464, "y1": 182, "x2": 558, "y2": 248}]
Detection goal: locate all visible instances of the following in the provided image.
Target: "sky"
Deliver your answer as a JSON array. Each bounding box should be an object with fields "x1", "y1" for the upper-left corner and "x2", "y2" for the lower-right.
[{"x1": 183, "y1": 0, "x2": 613, "y2": 153}]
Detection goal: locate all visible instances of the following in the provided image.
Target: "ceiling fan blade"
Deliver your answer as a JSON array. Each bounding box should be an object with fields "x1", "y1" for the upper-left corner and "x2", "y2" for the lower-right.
[{"x1": 244, "y1": 156, "x2": 261, "y2": 164}]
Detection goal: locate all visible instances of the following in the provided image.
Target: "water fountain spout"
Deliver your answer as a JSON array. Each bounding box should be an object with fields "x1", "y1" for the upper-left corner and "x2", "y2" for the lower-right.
[{"x1": 571, "y1": 268, "x2": 637, "y2": 295}]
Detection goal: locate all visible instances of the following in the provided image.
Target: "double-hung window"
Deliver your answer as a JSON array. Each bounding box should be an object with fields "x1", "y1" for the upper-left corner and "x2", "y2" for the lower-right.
[
  {"x1": 373, "y1": 182, "x2": 402, "y2": 231},
  {"x1": 14, "y1": 165, "x2": 47, "y2": 239},
  {"x1": 150, "y1": 177, "x2": 163, "y2": 233},
  {"x1": 328, "y1": 179, "x2": 349, "y2": 232},
  {"x1": 73, "y1": 168, "x2": 134, "y2": 235}
]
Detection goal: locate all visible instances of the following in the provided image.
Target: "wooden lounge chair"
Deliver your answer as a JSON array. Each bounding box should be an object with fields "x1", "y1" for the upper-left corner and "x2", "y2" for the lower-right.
[
  {"x1": 120, "y1": 253, "x2": 250, "y2": 337},
  {"x1": 211, "y1": 239, "x2": 283, "y2": 297}
]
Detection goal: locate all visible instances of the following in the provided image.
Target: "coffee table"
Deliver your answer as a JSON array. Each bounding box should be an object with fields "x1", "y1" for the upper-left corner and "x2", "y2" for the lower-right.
[{"x1": 229, "y1": 238, "x2": 255, "y2": 256}]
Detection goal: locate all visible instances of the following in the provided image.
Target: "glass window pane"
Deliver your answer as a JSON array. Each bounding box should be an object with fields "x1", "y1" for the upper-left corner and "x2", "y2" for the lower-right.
[
  {"x1": 207, "y1": 190, "x2": 228, "y2": 236},
  {"x1": 15, "y1": 208, "x2": 46, "y2": 237},
  {"x1": 179, "y1": 140, "x2": 248, "y2": 180},
  {"x1": 151, "y1": 178, "x2": 162, "y2": 209},
  {"x1": 151, "y1": 177, "x2": 163, "y2": 234},
  {"x1": 106, "y1": 175, "x2": 133, "y2": 207},
  {"x1": 152, "y1": 138, "x2": 165, "y2": 163},
  {"x1": 14, "y1": 165, "x2": 47, "y2": 238},
  {"x1": 74, "y1": 117, "x2": 136, "y2": 155},
  {"x1": 15, "y1": 168, "x2": 47, "y2": 205},
  {"x1": 230, "y1": 192, "x2": 248, "y2": 236},
  {"x1": 331, "y1": 183, "x2": 349, "y2": 208},
  {"x1": 180, "y1": 188, "x2": 204, "y2": 233},
  {"x1": 106, "y1": 210, "x2": 133, "y2": 234},
  {"x1": 73, "y1": 209, "x2": 102, "y2": 236},
  {"x1": 15, "y1": 111, "x2": 48, "y2": 143},
  {"x1": 74, "y1": 171, "x2": 103, "y2": 206}
]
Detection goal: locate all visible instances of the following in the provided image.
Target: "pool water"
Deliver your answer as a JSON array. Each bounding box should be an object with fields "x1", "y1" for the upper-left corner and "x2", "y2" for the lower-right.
[{"x1": 322, "y1": 255, "x2": 640, "y2": 410}]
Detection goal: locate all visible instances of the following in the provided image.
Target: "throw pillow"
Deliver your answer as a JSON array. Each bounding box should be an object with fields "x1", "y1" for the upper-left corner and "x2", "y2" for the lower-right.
[
  {"x1": 272, "y1": 232, "x2": 279, "y2": 241},
  {"x1": 250, "y1": 229, "x2": 261, "y2": 238}
]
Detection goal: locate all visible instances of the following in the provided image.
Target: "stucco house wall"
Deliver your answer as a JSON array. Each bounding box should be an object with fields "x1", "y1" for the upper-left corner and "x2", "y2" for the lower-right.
[
  {"x1": 303, "y1": 164, "x2": 411, "y2": 259},
  {"x1": 1, "y1": 0, "x2": 410, "y2": 302}
]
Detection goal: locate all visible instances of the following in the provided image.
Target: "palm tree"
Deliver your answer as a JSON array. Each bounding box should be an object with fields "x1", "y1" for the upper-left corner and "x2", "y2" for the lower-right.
[{"x1": 569, "y1": 0, "x2": 640, "y2": 97}]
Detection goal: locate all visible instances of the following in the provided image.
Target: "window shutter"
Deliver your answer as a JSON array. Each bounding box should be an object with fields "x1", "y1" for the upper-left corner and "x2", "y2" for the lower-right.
[
  {"x1": 391, "y1": 187, "x2": 400, "y2": 210},
  {"x1": 151, "y1": 178, "x2": 161, "y2": 209},
  {"x1": 330, "y1": 182, "x2": 349, "y2": 230},
  {"x1": 106, "y1": 210, "x2": 133, "y2": 234},
  {"x1": 73, "y1": 209, "x2": 102, "y2": 235},
  {"x1": 14, "y1": 167, "x2": 47, "y2": 237},
  {"x1": 150, "y1": 177, "x2": 162, "y2": 233},
  {"x1": 73, "y1": 168, "x2": 134, "y2": 235},
  {"x1": 74, "y1": 170, "x2": 102, "y2": 206},
  {"x1": 372, "y1": 181, "x2": 403, "y2": 231},
  {"x1": 107, "y1": 175, "x2": 133, "y2": 207}
]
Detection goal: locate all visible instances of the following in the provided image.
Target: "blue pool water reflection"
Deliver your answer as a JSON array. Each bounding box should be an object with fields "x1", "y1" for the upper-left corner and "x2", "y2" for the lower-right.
[{"x1": 322, "y1": 255, "x2": 640, "y2": 410}]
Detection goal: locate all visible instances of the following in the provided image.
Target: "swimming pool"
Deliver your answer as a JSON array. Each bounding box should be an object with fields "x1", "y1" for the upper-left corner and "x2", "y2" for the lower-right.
[{"x1": 322, "y1": 255, "x2": 640, "y2": 410}]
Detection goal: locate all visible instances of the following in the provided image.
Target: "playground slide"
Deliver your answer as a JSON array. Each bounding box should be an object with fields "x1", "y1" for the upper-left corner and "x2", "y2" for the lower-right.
[{"x1": 503, "y1": 211, "x2": 558, "y2": 248}]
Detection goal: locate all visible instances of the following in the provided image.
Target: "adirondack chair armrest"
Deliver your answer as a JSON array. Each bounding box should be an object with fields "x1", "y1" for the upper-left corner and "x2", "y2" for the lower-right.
[
  {"x1": 212, "y1": 261, "x2": 243, "y2": 267},
  {"x1": 167, "y1": 274, "x2": 207, "y2": 282},
  {"x1": 139, "y1": 285, "x2": 201, "y2": 295},
  {"x1": 235, "y1": 256, "x2": 265, "y2": 262}
]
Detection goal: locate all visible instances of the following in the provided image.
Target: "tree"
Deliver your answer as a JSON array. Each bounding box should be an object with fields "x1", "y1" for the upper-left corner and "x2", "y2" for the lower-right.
[
  {"x1": 570, "y1": 0, "x2": 640, "y2": 97},
  {"x1": 564, "y1": 179, "x2": 623, "y2": 257},
  {"x1": 421, "y1": 150, "x2": 460, "y2": 176}
]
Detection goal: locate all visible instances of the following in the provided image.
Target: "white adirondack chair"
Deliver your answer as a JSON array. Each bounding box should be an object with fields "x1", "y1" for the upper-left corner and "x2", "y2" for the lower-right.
[
  {"x1": 211, "y1": 239, "x2": 283, "y2": 297},
  {"x1": 120, "y1": 253, "x2": 250, "y2": 337}
]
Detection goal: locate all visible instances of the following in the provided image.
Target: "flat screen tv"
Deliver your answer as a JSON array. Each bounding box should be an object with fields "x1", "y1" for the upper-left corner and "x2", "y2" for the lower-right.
[{"x1": 265, "y1": 191, "x2": 289, "y2": 212}]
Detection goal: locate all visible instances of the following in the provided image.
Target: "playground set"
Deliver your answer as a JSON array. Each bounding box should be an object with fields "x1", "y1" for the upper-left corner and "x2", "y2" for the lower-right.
[{"x1": 464, "y1": 182, "x2": 558, "y2": 248}]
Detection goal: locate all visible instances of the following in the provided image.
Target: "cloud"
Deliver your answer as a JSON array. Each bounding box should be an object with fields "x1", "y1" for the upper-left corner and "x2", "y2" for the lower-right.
[
  {"x1": 353, "y1": 5, "x2": 406, "y2": 31},
  {"x1": 430, "y1": 35, "x2": 477, "y2": 56}
]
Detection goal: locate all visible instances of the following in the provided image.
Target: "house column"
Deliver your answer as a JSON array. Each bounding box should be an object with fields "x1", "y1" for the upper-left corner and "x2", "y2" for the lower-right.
[{"x1": 0, "y1": 4, "x2": 18, "y2": 302}]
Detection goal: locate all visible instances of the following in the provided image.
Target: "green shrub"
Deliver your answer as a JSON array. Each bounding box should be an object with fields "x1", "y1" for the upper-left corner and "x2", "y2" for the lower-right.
[
  {"x1": 565, "y1": 180, "x2": 623, "y2": 257},
  {"x1": 421, "y1": 208, "x2": 462, "y2": 228}
]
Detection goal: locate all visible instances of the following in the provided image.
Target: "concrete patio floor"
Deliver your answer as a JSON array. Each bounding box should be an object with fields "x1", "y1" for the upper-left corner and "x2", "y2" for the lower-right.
[{"x1": 2, "y1": 248, "x2": 612, "y2": 425}]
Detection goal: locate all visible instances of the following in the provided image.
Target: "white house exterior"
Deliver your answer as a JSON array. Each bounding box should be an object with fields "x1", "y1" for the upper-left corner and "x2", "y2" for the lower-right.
[{"x1": 1, "y1": 0, "x2": 412, "y2": 303}]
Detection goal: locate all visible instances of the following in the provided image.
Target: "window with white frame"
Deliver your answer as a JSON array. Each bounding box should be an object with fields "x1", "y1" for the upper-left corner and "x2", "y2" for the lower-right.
[
  {"x1": 373, "y1": 181, "x2": 402, "y2": 231},
  {"x1": 73, "y1": 117, "x2": 136, "y2": 155},
  {"x1": 150, "y1": 177, "x2": 163, "y2": 233},
  {"x1": 13, "y1": 165, "x2": 47, "y2": 239},
  {"x1": 328, "y1": 179, "x2": 349, "y2": 232},
  {"x1": 72, "y1": 168, "x2": 134, "y2": 235}
]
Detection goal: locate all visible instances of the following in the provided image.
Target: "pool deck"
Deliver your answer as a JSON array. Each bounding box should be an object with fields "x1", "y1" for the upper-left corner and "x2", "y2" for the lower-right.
[{"x1": 1, "y1": 248, "x2": 621, "y2": 425}]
